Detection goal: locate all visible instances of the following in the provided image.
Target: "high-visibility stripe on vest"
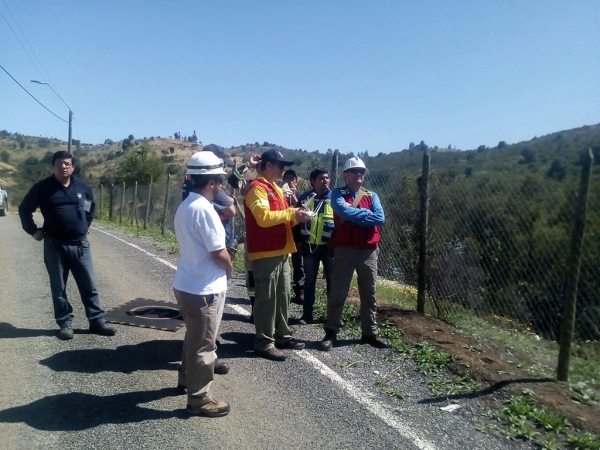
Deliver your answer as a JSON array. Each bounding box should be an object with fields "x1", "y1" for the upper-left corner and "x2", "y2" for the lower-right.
[
  {"x1": 244, "y1": 178, "x2": 290, "y2": 254},
  {"x1": 300, "y1": 191, "x2": 335, "y2": 245},
  {"x1": 331, "y1": 187, "x2": 380, "y2": 249}
]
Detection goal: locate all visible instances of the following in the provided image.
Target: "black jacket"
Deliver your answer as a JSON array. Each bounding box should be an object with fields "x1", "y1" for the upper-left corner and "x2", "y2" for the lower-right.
[{"x1": 19, "y1": 175, "x2": 95, "y2": 244}]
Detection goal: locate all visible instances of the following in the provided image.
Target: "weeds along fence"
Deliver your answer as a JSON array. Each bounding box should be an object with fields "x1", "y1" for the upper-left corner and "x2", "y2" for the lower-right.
[{"x1": 93, "y1": 150, "x2": 599, "y2": 347}]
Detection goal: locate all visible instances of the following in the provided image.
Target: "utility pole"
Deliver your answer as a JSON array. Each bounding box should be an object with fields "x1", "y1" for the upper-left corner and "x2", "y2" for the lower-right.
[
  {"x1": 68, "y1": 110, "x2": 73, "y2": 153},
  {"x1": 31, "y1": 80, "x2": 72, "y2": 151}
]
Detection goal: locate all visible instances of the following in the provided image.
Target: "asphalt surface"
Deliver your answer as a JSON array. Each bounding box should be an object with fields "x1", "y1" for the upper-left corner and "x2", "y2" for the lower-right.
[{"x1": 0, "y1": 213, "x2": 528, "y2": 450}]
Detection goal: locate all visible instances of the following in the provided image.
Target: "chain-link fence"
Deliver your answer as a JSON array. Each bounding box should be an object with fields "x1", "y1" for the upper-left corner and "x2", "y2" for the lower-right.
[{"x1": 93, "y1": 151, "x2": 599, "y2": 344}]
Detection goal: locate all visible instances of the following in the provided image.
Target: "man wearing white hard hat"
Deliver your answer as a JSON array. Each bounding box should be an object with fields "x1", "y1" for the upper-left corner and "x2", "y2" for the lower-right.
[
  {"x1": 320, "y1": 156, "x2": 389, "y2": 351},
  {"x1": 172, "y1": 151, "x2": 233, "y2": 417}
]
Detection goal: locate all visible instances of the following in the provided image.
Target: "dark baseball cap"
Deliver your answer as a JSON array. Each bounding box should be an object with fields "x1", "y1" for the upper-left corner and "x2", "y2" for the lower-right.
[
  {"x1": 203, "y1": 143, "x2": 234, "y2": 166},
  {"x1": 260, "y1": 149, "x2": 294, "y2": 166}
]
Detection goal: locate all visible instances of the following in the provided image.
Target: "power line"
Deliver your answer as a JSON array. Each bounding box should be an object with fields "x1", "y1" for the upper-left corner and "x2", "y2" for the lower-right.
[
  {"x1": 0, "y1": 6, "x2": 46, "y2": 82},
  {"x1": 1, "y1": 0, "x2": 55, "y2": 86},
  {"x1": 0, "y1": 63, "x2": 67, "y2": 123}
]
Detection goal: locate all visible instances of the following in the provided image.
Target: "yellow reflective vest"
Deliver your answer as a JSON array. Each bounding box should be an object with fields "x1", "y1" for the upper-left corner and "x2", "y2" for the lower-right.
[{"x1": 299, "y1": 189, "x2": 334, "y2": 246}]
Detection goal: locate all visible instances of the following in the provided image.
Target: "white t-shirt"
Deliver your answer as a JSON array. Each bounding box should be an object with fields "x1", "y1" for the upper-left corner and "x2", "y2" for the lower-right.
[{"x1": 173, "y1": 192, "x2": 227, "y2": 295}]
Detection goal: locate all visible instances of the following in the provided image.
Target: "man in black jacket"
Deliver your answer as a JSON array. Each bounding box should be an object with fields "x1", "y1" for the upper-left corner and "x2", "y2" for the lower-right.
[{"x1": 19, "y1": 151, "x2": 116, "y2": 340}]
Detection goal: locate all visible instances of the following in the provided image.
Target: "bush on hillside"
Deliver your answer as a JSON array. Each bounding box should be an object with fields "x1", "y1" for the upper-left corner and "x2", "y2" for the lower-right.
[{"x1": 38, "y1": 137, "x2": 51, "y2": 148}]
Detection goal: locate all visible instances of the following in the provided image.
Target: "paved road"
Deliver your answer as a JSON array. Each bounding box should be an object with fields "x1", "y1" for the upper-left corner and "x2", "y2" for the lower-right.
[{"x1": 0, "y1": 213, "x2": 524, "y2": 450}]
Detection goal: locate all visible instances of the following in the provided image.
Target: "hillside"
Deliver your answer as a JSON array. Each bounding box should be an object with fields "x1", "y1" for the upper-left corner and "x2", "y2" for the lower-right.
[{"x1": 1, "y1": 124, "x2": 599, "y2": 205}]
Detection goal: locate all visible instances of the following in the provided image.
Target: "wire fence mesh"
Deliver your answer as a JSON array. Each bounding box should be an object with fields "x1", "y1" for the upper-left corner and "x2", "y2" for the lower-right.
[{"x1": 93, "y1": 153, "x2": 599, "y2": 343}]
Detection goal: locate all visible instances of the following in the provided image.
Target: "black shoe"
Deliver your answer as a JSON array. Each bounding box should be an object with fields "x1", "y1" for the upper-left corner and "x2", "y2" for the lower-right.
[
  {"x1": 177, "y1": 384, "x2": 187, "y2": 395},
  {"x1": 298, "y1": 313, "x2": 313, "y2": 325},
  {"x1": 57, "y1": 326, "x2": 74, "y2": 340},
  {"x1": 320, "y1": 330, "x2": 337, "y2": 351},
  {"x1": 361, "y1": 334, "x2": 390, "y2": 349},
  {"x1": 276, "y1": 339, "x2": 305, "y2": 350},
  {"x1": 214, "y1": 359, "x2": 230, "y2": 375},
  {"x1": 89, "y1": 322, "x2": 116, "y2": 336}
]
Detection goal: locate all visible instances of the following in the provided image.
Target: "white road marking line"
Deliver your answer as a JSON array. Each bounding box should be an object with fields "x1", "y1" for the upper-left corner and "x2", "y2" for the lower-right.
[
  {"x1": 93, "y1": 226, "x2": 437, "y2": 450},
  {"x1": 90, "y1": 227, "x2": 177, "y2": 270}
]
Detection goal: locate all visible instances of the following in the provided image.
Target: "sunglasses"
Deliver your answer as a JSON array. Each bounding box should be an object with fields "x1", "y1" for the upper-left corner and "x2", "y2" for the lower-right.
[{"x1": 348, "y1": 168, "x2": 365, "y2": 175}]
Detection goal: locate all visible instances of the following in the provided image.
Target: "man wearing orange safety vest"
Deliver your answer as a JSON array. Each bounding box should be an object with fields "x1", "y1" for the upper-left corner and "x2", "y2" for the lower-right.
[
  {"x1": 244, "y1": 149, "x2": 311, "y2": 361},
  {"x1": 320, "y1": 156, "x2": 389, "y2": 351}
]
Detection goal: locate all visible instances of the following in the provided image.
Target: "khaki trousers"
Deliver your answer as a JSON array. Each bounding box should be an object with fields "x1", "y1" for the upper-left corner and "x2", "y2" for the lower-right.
[
  {"x1": 325, "y1": 247, "x2": 379, "y2": 336},
  {"x1": 173, "y1": 288, "x2": 226, "y2": 407},
  {"x1": 252, "y1": 255, "x2": 293, "y2": 352}
]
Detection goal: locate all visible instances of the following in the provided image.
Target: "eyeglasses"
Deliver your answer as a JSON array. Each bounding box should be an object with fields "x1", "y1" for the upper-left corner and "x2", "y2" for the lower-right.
[
  {"x1": 347, "y1": 168, "x2": 365, "y2": 175},
  {"x1": 55, "y1": 161, "x2": 73, "y2": 168}
]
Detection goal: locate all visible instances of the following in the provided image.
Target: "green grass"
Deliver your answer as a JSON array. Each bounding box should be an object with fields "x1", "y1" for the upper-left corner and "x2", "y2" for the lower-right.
[
  {"x1": 412, "y1": 342, "x2": 457, "y2": 374},
  {"x1": 389, "y1": 388, "x2": 406, "y2": 400},
  {"x1": 483, "y1": 394, "x2": 600, "y2": 448},
  {"x1": 426, "y1": 375, "x2": 479, "y2": 398}
]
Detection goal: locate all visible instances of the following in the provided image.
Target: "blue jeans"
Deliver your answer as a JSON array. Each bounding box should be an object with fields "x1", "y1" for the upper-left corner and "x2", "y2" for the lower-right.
[
  {"x1": 303, "y1": 244, "x2": 333, "y2": 316},
  {"x1": 43, "y1": 236, "x2": 105, "y2": 328}
]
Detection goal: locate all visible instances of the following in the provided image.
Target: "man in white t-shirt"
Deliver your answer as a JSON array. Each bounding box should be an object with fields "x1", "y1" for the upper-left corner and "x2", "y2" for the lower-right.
[{"x1": 173, "y1": 151, "x2": 233, "y2": 418}]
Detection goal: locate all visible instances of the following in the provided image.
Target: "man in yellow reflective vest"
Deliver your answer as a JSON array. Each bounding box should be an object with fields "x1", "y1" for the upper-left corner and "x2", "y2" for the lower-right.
[{"x1": 296, "y1": 168, "x2": 334, "y2": 324}]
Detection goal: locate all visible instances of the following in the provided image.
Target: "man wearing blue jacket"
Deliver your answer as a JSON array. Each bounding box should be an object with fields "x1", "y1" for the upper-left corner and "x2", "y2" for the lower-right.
[{"x1": 320, "y1": 157, "x2": 388, "y2": 351}]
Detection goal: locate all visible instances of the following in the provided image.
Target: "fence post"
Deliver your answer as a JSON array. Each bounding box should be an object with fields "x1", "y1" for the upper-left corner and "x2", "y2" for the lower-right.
[
  {"x1": 119, "y1": 182, "x2": 125, "y2": 225},
  {"x1": 417, "y1": 149, "x2": 430, "y2": 314},
  {"x1": 131, "y1": 181, "x2": 138, "y2": 226},
  {"x1": 557, "y1": 148, "x2": 594, "y2": 382},
  {"x1": 99, "y1": 184, "x2": 104, "y2": 218},
  {"x1": 144, "y1": 176, "x2": 153, "y2": 230},
  {"x1": 331, "y1": 149, "x2": 339, "y2": 189},
  {"x1": 161, "y1": 174, "x2": 171, "y2": 235},
  {"x1": 109, "y1": 183, "x2": 114, "y2": 221}
]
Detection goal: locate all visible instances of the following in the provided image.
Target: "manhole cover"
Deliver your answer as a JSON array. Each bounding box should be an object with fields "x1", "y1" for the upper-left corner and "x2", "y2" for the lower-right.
[
  {"x1": 127, "y1": 306, "x2": 182, "y2": 320},
  {"x1": 105, "y1": 298, "x2": 184, "y2": 332}
]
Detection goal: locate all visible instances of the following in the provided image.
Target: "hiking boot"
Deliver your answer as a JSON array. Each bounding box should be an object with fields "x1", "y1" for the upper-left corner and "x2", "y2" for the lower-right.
[
  {"x1": 255, "y1": 347, "x2": 286, "y2": 361},
  {"x1": 214, "y1": 359, "x2": 230, "y2": 375},
  {"x1": 320, "y1": 330, "x2": 337, "y2": 351},
  {"x1": 89, "y1": 322, "x2": 116, "y2": 336},
  {"x1": 361, "y1": 334, "x2": 390, "y2": 349},
  {"x1": 57, "y1": 326, "x2": 74, "y2": 340},
  {"x1": 276, "y1": 339, "x2": 305, "y2": 350},
  {"x1": 186, "y1": 400, "x2": 230, "y2": 417},
  {"x1": 298, "y1": 313, "x2": 313, "y2": 325}
]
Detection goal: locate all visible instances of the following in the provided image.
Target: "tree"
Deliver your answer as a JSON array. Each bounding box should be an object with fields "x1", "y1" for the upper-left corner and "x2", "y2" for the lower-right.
[
  {"x1": 409, "y1": 142, "x2": 415, "y2": 150},
  {"x1": 104, "y1": 139, "x2": 114, "y2": 145},
  {"x1": 117, "y1": 143, "x2": 163, "y2": 185},
  {"x1": 477, "y1": 145, "x2": 486, "y2": 153},
  {"x1": 519, "y1": 148, "x2": 536, "y2": 164},
  {"x1": 122, "y1": 138, "x2": 133, "y2": 151},
  {"x1": 174, "y1": 132, "x2": 180, "y2": 140},
  {"x1": 0, "y1": 150, "x2": 9, "y2": 163},
  {"x1": 419, "y1": 140, "x2": 428, "y2": 151},
  {"x1": 38, "y1": 137, "x2": 51, "y2": 148},
  {"x1": 189, "y1": 130, "x2": 198, "y2": 143},
  {"x1": 546, "y1": 159, "x2": 567, "y2": 181},
  {"x1": 128, "y1": 134, "x2": 134, "y2": 141},
  {"x1": 497, "y1": 141, "x2": 508, "y2": 148},
  {"x1": 465, "y1": 167, "x2": 473, "y2": 178}
]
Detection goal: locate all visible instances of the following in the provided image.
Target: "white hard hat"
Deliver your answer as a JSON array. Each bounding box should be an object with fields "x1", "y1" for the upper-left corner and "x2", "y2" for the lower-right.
[
  {"x1": 343, "y1": 156, "x2": 368, "y2": 172},
  {"x1": 186, "y1": 151, "x2": 227, "y2": 175}
]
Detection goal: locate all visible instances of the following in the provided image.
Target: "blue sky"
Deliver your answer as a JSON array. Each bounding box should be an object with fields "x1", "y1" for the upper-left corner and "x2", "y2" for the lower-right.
[{"x1": 1, "y1": 0, "x2": 599, "y2": 153}]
